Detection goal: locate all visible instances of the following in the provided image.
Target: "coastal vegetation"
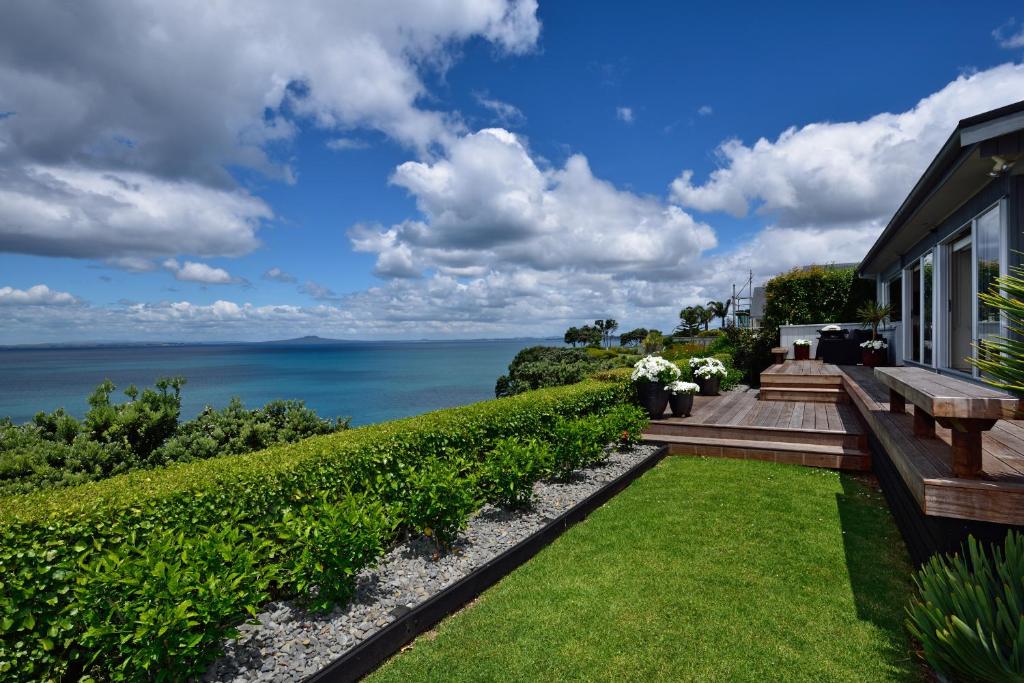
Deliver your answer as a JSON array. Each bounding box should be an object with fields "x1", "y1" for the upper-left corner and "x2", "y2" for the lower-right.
[
  {"x1": 0, "y1": 378, "x2": 638, "y2": 682},
  {"x1": 0, "y1": 378, "x2": 348, "y2": 497}
]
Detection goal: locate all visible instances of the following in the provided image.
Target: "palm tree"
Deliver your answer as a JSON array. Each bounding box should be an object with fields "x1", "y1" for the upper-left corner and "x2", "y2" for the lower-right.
[{"x1": 706, "y1": 300, "x2": 731, "y2": 328}]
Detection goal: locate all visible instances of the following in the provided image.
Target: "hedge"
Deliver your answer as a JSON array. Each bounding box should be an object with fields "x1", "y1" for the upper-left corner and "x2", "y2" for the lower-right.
[
  {"x1": 0, "y1": 380, "x2": 631, "y2": 682},
  {"x1": 762, "y1": 265, "x2": 874, "y2": 329}
]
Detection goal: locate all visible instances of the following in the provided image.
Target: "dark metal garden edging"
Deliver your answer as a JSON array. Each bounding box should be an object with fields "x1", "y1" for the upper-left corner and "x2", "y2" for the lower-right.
[{"x1": 305, "y1": 445, "x2": 668, "y2": 683}]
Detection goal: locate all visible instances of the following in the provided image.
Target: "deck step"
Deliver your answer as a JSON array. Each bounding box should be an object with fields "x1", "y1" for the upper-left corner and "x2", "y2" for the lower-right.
[
  {"x1": 759, "y1": 374, "x2": 843, "y2": 388},
  {"x1": 759, "y1": 387, "x2": 848, "y2": 403},
  {"x1": 645, "y1": 421, "x2": 867, "y2": 450},
  {"x1": 641, "y1": 433, "x2": 871, "y2": 471}
]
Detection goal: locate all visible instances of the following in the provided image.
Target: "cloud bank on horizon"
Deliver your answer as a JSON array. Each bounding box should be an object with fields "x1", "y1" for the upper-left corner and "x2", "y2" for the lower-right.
[{"x1": 1, "y1": 1, "x2": 1024, "y2": 343}]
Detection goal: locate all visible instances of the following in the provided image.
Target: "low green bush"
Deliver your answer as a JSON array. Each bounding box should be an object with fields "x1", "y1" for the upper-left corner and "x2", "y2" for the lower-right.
[
  {"x1": 402, "y1": 457, "x2": 480, "y2": 550},
  {"x1": 549, "y1": 414, "x2": 607, "y2": 479},
  {"x1": 0, "y1": 379, "x2": 626, "y2": 682},
  {"x1": 599, "y1": 404, "x2": 649, "y2": 446},
  {"x1": 74, "y1": 525, "x2": 273, "y2": 682},
  {"x1": 0, "y1": 383, "x2": 347, "y2": 497},
  {"x1": 274, "y1": 494, "x2": 392, "y2": 611},
  {"x1": 481, "y1": 438, "x2": 553, "y2": 508},
  {"x1": 906, "y1": 531, "x2": 1024, "y2": 681}
]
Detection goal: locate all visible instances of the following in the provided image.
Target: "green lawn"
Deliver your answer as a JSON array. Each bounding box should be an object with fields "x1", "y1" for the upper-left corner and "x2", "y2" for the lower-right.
[{"x1": 370, "y1": 457, "x2": 920, "y2": 682}]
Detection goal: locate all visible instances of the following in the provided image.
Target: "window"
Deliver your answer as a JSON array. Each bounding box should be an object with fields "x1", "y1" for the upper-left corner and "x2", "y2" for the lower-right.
[
  {"x1": 887, "y1": 276, "x2": 901, "y2": 322},
  {"x1": 922, "y1": 252, "x2": 933, "y2": 366}
]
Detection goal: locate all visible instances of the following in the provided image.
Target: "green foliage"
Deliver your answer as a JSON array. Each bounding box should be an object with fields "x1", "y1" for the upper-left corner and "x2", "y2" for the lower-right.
[
  {"x1": 0, "y1": 379, "x2": 625, "y2": 683},
  {"x1": 275, "y1": 494, "x2": 391, "y2": 611},
  {"x1": 716, "y1": 325, "x2": 775, "y2": 384},
  {"x1": 563, "y1": 324, "x2": 602, "y2": 347},
  {"x1": 403, "y1": 457, "x2": 480, "y2": 549},
  {"x1": 618, "y1": 328, "x2": 648, "y2": 347},
  {"x1": 481, "y1": 438, "x2": 553, "y2": 508},
  {"x1": 156, "y1": 398, "x2": 348, "y2": 465},
  {"x1": 549, "y1": 414, "x2": 606, "y2": 479},
  {"x1": 642, "y1": 330, "x2": 665, "y2": 353},
  {"x1": 857, "y1": 301, "x2": 892, "y2": 340},
  {"x1": 495, "y1": 346, "x2": 629, "y2": 397},
  {"x1": 906, "y1": 532, "x2": 1024, "y2": 681},
  {"x1": 763, "y1": 265, "x2": 874, "y2": 329},
  {"x1": 598, "y1": 404, "x2": 649, "y2": 446},
  {"x1": 971, "y1": 263, "x2": 1024, "y2": 393},
  {"x1": 0, "y1": 381, "x2": 347, "y2": 497},
  {"x1": 74, "y1": 525, "x2": 273, "y2": 682}
]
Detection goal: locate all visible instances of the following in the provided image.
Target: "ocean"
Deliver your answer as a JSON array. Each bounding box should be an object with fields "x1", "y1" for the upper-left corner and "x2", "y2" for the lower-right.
[{"x1": 0, "y1": 339, "x2": 554, "y2": 426}]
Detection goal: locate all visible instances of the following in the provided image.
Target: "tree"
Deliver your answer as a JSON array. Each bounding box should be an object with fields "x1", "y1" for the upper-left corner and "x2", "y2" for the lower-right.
[
  {"x1": 699, "y1": 307, "x2": 714, "y2": 331},
  {"x1": 578, "y1": 324, "x2": 602, "y2": 347},
  {"x1": 601, "y1": 319, "x2": 618, "y2": 347},
  {"x1": 563, "y1": 326, "x2": 581, "y2": 347},
  {"x1": 619, "y1": 328, "x2": 648, "y2": 347},
  {"x1": 706, "y1": 300, "x2": 731, "y2": 328},
  {"x1": 675, "y1": 306, "x2": 702, "y2": 337},
  {"x1": 642, "y1": 330, "x2": 665, "y2": 353}
]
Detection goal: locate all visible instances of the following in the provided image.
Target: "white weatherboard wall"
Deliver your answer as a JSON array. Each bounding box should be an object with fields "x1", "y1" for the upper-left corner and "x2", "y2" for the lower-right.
[{"x1": 779, "y1": 322, "x2": 900, "y2": 363}]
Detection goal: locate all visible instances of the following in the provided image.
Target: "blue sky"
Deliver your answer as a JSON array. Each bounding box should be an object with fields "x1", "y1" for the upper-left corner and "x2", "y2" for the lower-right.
[{"x1": 2, "y1": 1, "x2": 1024, "y2": 343}]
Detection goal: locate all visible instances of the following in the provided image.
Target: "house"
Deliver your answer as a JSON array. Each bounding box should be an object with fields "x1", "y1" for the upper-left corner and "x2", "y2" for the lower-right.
[{"x1": 858, "y1": 100, "x2": 1024, "y2": 379}]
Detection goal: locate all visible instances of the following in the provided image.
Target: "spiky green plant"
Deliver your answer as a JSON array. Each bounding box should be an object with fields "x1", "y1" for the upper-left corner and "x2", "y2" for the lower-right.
[
  {"x1": 971, "y1": 263, "x2": 1024, "y2": 393},
  {"x1": 856, "y1": 300, "x2": 892, "y2": 341},
  {"x1": 906, "y1": 531, "x2": 1024, "y2": 681}
]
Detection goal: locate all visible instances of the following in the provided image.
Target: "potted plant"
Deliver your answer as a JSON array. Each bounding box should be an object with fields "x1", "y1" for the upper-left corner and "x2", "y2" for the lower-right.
[
  {"x1": 793, "y1": 338, "x2": 811, "y2": 360},
  {"x1": 665, "y1": 381, "x2": 700, "y2": 417},
  {"x1": 689, "y1": 357, "x2": 728, "y2": 396},
  {"x1": 860, "y1": 339, "x2": 888, "y2": 367},
  {"x1": 857, "y1": 301, "x2": 892, "y2": 367},
  {"x1": 631, "y1": 355, "x2": 681, "y2": 418}
]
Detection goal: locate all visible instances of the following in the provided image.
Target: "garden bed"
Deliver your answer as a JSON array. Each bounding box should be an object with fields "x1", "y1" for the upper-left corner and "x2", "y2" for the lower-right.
[{"x1": 203, "y1": 443, "x2": 665, "y2": 682}]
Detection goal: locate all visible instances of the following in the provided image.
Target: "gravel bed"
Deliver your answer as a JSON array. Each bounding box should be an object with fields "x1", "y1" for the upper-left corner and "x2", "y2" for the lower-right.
[{"x1": 203, "y1": 443, "x2": 659, "y2": 682}]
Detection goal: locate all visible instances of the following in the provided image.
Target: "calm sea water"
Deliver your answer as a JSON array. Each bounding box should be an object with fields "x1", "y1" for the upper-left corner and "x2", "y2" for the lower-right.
[{"x1": 0, "y1": 339, "x2": 554, "y2": 426}]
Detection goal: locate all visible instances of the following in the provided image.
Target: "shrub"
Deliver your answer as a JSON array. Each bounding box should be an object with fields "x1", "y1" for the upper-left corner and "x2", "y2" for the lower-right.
[
  {"x1": 403, "y1": 457, "x2": 480, "y2": 549},
  {"x1": 971, "y1": 263, "x2": 1024, "y2": 393},
  {"x1": 0, "y1": 379, "x2": 625, "y2": 683},
  {"x1": 549, "y1": 415, "x2": 606, "y2": 479},
  {"x1": 274, "y1": 494, "x2": 392, "y2": 611},
  {"x1": 495, "y1": 346, "x2": 629, "y2": 397},
  {"x1": 599, "y1": 404, "x2": 649, "y2": 446},
  {"x1": 74, "y1": 525, "x2": 273, "y2": 682},
  {"x1": 762, "y1": 265, "x2": 874, "y2": 329},
  {"x1": 906, "y1": 531, "x2": 1024, "y2": 681},
  {"x1": 481, "y1": 438, "x2": 553, "y2": 508},
  {"x1": 155, "y1": 398, "x2": 347, "y2": 465},
  {"x1": 0, "y1": 384, "x2": 347, "y2": 497}
]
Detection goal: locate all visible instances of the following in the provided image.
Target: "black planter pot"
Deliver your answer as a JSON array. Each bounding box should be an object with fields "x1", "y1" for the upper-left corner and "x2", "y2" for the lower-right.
[
  {"x1": 634, "y1": 380, "x2": 669, "y2": 419},
  {"x1": 668, "y1": 392, "x2": 694, "y2": 417},
  {"x1": 696, "y1": 376, "x2": 720, "y2": 397}
]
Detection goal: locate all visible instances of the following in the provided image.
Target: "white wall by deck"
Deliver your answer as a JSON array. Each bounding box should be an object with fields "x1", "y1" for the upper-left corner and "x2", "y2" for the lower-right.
[{"x1": 779, "y1": 322, "x2": 900, "y2": 363}]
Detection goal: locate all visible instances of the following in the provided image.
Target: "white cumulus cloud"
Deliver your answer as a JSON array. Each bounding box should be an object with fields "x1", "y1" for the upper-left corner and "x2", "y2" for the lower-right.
[
  {"x1": 162, "y1": 259, "x2": 237, "y2": 284},
  {"x1": 0, "y1": 284, "x2": 78, "y2": 306}
]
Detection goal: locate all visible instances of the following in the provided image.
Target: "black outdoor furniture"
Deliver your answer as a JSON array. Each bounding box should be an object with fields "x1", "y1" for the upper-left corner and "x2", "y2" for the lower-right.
[{"x1": 815, "y1": 326, "x2": 860, "y2": 365}]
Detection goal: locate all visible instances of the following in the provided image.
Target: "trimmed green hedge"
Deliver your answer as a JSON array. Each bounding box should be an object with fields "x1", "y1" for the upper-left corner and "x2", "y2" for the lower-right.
[{"x1": 0, "y1": 380, "x2": 630, "y2": 682}]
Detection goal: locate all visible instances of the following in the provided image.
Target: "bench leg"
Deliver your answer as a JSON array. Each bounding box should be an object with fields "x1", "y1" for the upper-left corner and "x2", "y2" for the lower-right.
[
  {"x1": 889, "y1": 389, "x2": 905, "y2": 414},
  {"x1": 936, "y1": 418, "x2": 997, "y2": 479},
  {"x1": 913, "y1": 408, "x2": 935, "y2": 438}
]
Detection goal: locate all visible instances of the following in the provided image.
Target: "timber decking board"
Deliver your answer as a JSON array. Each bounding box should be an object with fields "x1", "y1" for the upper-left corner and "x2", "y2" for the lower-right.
[{"x1": 839, "y1": 366, "x2": 1024, "y2": 525}]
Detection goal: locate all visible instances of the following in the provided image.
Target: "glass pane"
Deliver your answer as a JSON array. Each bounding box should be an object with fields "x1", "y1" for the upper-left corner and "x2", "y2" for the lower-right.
[
  {"x1": 922, "y1": 253, "x2": 933, "y2": 366},
  {"x1": 910, "y1": 266, "x2": 920, "y2": 362},
  {"x1": 888, "y1": 277, "x2": 901, "y2": 322},
  {"x1": 976, "y1": 205, "x2": 1001, "y2": 357}
]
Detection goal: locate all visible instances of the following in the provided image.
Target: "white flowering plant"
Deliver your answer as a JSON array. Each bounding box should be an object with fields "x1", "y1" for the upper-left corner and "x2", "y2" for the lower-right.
[
  {"x1": 793, "y1": 339, "x2": 811, "y2": 346},
  {"x1": 689, "y1": 357, "x2": 728, "y2": 379},
  {"x1": 631, "y1": 355, "x2": 682, "y2": 384},
  {"x1": 665, "y1": 381, "x2": 700, "y2": 395},
  {"x1": 860, "y1": 339, "x2": 888, "y2": 350}
]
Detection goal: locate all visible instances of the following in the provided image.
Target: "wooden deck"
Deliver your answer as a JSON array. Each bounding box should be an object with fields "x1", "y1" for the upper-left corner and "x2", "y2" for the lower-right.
[
  {"x1": 644, "y1": 363, "x2": 871, "y2": 471},
  {"x1": 643, "y1": 359, "x2": 1024, "y2": 525},
  {"x1": 840, "y1": 365, "x2": 1024, "y2": 525}
]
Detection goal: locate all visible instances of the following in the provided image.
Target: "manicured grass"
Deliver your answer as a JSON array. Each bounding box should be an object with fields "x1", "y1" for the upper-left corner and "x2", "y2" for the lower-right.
[{"x1": 370, "y1": 457, "x2": 920, "y2": 682}]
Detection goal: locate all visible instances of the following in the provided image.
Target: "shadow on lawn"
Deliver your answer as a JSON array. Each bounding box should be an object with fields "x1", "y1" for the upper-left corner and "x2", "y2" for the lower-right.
[{"x1": 835, "y1": 473, "x2": 919, "y2": 679}]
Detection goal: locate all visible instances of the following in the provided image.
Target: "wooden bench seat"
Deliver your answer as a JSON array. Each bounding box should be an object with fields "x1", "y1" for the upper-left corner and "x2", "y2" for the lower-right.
[{"x1": 874, "y1": 367, "x2": 1024, "y2": 478}]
